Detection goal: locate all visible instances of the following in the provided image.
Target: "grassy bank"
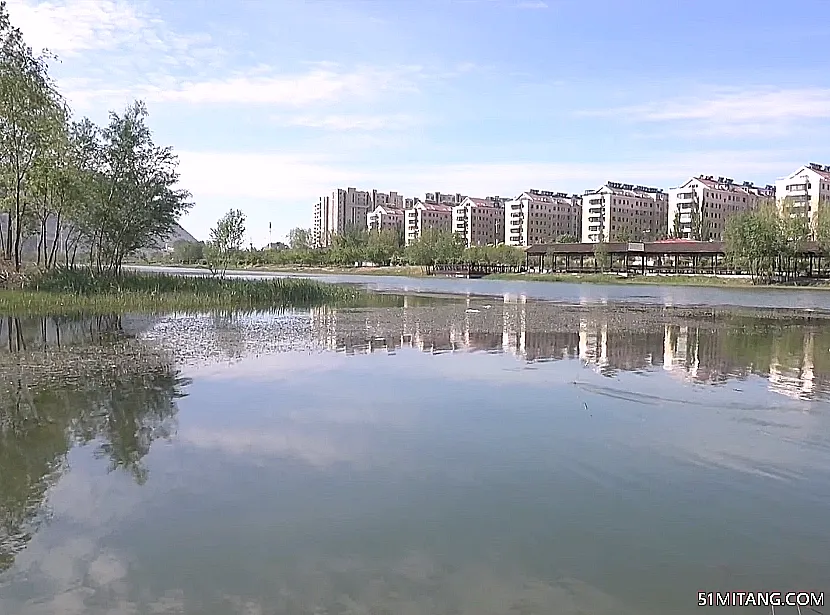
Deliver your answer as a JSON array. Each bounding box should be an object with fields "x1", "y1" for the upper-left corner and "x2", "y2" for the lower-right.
[
  {"x1": 0, "y1": 268, "x2": 359, "y2": 315},
  {"x1": 142, "y1": 262, "x2": 429, "y2": 277}
]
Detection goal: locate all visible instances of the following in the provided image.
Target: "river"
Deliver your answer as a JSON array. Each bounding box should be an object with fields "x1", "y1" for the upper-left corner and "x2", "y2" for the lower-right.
[{"x1": 0, "y1": 283, "x2": 828, "y2": 614}]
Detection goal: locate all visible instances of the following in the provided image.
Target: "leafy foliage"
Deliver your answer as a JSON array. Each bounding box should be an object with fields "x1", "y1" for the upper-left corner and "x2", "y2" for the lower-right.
[
  {"x1": 288, "y1": 227, "x2": 311, "y2": 250},
  {"x1": 206, "y1": 209, "x2": 245, "y2": 277},
  {"x1": 724, "y1": 199, "x2": 822, "y2": 284},
  {"x1": 0, "y1": 4, "x2": 192, "y2": 273}
]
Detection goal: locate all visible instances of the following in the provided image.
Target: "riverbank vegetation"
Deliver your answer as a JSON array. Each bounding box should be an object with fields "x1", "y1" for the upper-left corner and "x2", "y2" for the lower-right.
[
  {"x1": 725, "y1": 201, "x2": 830, "y2": 284},
  {"x1": 0, "y1": 268, "x2": 358, "y2": 315},
  {"x1": 1, "y1": 2, "x2": 191, "y2": 274},
  {"x1": 159, "y1": 226, "x2": 530, "y2": 271}
]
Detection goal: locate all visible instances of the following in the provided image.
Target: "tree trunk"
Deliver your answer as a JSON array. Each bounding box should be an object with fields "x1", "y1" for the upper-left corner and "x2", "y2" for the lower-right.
[
  {"x1": 48, "y1": 214, "x2": 62, "y2": 269},
  {"x1": 13, "y1": 176, "x2": 24, "y2": 272}
]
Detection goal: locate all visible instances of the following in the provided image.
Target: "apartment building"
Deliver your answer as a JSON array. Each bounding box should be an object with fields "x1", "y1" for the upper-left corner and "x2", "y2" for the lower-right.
[
  {"x1": 312, "y1": 187, "x2": 373, "y2": 246},
  {"x1": 371, "y1": 190, "x2": 404, "y2": 209},
  {"x1": 405, "y1": 202, "x2": 453, "y2": 245},
  {"x1": 426, "y1": 192, "x2": 466, "y2": 206},
  {"x1": 452, "y1": 197, "x2": 506, "y2": 247},
  {"x1": 581, "y1": 182, "x2": 668, "y2": 243},
  {"x1": 667, "y1": 176, "x2": 773, "y2": 241},
  {"x1": 367, "y1": 205, "x2": 405, "y2": 232},
  {"x1": 505, "y1": 189, "x2": 582, "y2": 247},
  {"x1": 312, "y1": 195, "x2": 330, "y2": 247},
  {"x1": 775, "y1": 163, "x2": 830, "y2": 227}
]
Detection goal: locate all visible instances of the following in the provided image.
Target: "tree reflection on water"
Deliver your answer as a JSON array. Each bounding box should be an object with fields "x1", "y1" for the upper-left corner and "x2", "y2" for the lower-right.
[{"x1": 0, "y1": 315, "x2": 190, "y2": 573}]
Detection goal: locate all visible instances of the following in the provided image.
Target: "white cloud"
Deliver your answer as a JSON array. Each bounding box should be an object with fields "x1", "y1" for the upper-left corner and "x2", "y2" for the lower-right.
[
  {"x1": 180, "y1": 426, "x2": 360, "y2": 468},
  {"x1": 154, "y1": 67, "x2": 417, "y2": 106},
  {"x1": 517, "y1": 0, "x2": 549, "y2": 8},
  {"x1": 587, "y1": 87, "x2": 830, "y2": 135},
  {"x1": 4, "y1": 0, "x2": 144, "y2": 55},
  {"x1": 177, "y1": 148, "x2": 798, "y2": 205},
  {"x1": 62, "y1": 65, "x2": 422, "y2": 111}
]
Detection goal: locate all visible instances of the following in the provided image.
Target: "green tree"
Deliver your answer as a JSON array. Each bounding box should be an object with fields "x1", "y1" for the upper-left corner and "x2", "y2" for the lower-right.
[
  {"x1": 206, "y1": 208, "x2": 245, "y2": 277},
  {"x1": 288, "y1": 227, "x2": 311, "y2": 250},
  {"x1": 172, "y1": 240, "x2": 203, "y2": 264},
  {"x1": 593, "y1": 240, "x2": 610, "y2": 272},
  {"x1": 556, "y1": 234, "x2": 578, "y2": 243},
  {"x1": 0, "y1": 1, "x2": 65, "y2": 270},
  {"x1": 73, "y1": 102, "x2": 192, "y2": 273},
  {"x1": 365, "y1": 229, "x2": 401, "y2": 266},
  {"x1": 671, "y1": 210, "x2": 682, "y2": 239},
  {"x1": 329, "y1": 227, "x2": 368, "y2": 266},
  {"x1": 686, "y1": 193, "x2": 705, "y2": 241},
  {"x1": 813, "y1": 199, "x2": 830, "y2": 254},
  {"x1": 724, "y1": 203, "x2": 781, "y2": 283},
  {"x1": 779, "y1": 198, "x2": 811, "y2": 281}
]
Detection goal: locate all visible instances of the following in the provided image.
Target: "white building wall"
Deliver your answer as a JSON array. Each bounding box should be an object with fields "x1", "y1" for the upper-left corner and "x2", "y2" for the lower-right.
[
  {"x1": 667, "y1": 176, "x2": 767, "y2": 241},
  {"x1": 580, "y1": 182, "x2": 668, "y2": 243},
  {"x1": 775, "y1": 163, "x2": 830, "y2": 227},
  {"x1": 506, "y1": 190, "x2": 582, "y2": 247}
]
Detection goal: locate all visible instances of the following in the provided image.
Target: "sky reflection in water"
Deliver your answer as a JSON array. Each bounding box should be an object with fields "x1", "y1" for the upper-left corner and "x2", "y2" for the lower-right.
[{"x1": 1, "y1": 298, "x2": 829, "y2": 615}]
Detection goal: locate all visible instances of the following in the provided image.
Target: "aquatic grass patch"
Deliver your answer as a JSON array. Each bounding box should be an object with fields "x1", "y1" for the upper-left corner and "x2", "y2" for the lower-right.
[{"x1": 0, "y1": 268, "x2": 360, "y2": 315}]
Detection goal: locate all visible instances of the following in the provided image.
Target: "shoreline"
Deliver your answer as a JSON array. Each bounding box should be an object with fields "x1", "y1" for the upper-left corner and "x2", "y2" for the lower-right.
[{"x1": 137, "y1": 262, "x2": 830, "y2": 290}]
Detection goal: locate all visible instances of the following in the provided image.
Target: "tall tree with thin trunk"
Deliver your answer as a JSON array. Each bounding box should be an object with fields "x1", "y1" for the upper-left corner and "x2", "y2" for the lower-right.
[{"x1": 0, "y1": 0, "x2": 65, "y2": 270}]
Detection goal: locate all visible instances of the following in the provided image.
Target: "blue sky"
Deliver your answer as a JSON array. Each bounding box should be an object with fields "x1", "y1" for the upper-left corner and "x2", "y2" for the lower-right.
[{"x1": 7, "y1": 0, "x2": 830, "y2": 244}]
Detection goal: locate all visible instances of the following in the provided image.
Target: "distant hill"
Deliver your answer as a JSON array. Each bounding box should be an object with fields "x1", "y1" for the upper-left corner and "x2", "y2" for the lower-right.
[{"x1": 0, "y1": 214, "x2": 198, "y2": 259}]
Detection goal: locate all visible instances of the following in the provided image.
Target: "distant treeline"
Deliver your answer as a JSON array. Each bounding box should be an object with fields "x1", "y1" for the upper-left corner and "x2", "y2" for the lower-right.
[{"x1": 163, "y1": 228, "x2": 533, "y2": 268}]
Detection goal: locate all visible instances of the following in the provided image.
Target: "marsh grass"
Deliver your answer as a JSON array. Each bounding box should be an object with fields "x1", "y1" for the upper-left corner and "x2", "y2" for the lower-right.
[{"x1": 0, "y1": 268, "x2": 359, "y2": 315}]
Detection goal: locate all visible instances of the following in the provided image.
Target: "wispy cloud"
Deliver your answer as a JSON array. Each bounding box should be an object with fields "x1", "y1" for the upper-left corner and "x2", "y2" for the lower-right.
[
  {"x1": 585, "y1": 87, "x2": 830, "y2": 136},
  {"x1": 177, "y1": 148, "x2": 799, "y2": 204},
  {"x1": 63, "y1": 65, "x2": 423, "y2": 110},
  {"x1": 5, "y1": 0, "x2": 144, "y2": 54},
  {"x1": 517, "y1": 0, "x2": 549, "y2": 8},
  {"x1": 6, "y1": 0, "x2": 219, "y2": 62}
]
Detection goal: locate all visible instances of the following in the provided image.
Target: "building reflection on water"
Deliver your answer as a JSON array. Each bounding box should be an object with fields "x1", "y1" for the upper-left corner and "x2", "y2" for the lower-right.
[{"x1": 312, "y1": 296, "x2": 830, "y2": 401}]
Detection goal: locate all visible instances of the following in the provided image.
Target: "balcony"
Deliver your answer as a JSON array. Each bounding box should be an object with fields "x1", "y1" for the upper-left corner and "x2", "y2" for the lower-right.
[{"x1": 587, "y1": 207, "x2": 603, "y2": 214}]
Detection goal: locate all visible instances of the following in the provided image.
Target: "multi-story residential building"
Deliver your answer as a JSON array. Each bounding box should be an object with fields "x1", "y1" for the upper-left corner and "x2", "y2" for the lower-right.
[
  {"x1": 775, "y1": 163, "x2": 830, "y2": 227},
  {"x1": 367, "y1": 205, "x2": 405, "y2": 232},
  {"x1": 505, "y1": 189, "x2": 582, "y2": 247},
  {"x1": 426, "y1": 192, "x2": 466, "y2": 206},
  {"x1": 313, "y1": 187, "x2": 372, "y2": 246},
  {"x1": 371, "y1": 190, "x2": 404, "y2": 209},
  {"x1": 581, "y1": 182, "x2": 668, "y2": 243},
  {"x1": 312, "y1": 195, "x2": 330, "y2": 247},
  {"x1": 667, "y1": 176, "x2": 773, "y2": 241},
  {"x1": 452, "y1": 197, "x2": 506, "y2": 247},
  {"x1": 405, "y1": 202, "x2": 453, "y2": 245}
]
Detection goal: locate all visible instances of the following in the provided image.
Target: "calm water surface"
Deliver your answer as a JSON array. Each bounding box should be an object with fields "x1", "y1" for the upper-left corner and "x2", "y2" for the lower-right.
[
  {"x1": 1, "y1": 296, "x2": 829, "y2": 614},
  {"x1": 137, "y1": 264, "x2": 830, "y2": 310}
]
